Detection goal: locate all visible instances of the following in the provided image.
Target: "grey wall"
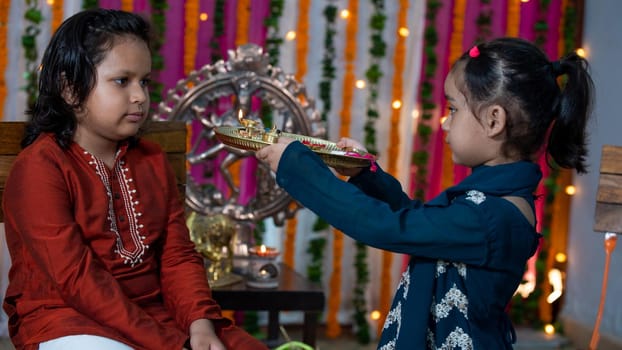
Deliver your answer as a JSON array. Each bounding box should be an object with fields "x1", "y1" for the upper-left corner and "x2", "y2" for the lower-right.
[{"x1": 561, "y1": 0, "x2": 622, "y2": 346}]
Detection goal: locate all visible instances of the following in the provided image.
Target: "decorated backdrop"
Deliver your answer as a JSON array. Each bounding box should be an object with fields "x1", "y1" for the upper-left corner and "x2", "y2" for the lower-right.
[{"x1": 0, "y1": 0, "x2": 584, "y2": 343}]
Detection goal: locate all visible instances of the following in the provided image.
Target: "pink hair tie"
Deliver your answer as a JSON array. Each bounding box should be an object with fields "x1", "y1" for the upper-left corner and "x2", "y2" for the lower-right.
[{"x1": 469, "y1": 45, "x2": 480, "y2": 58}]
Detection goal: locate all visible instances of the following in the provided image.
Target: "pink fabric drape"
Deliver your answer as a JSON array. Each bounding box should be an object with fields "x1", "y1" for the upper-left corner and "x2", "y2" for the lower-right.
[
  {"x1": 411, "y1": 0, "x2": 454, "y2": 201},
  {"x1": 98, "y1": 0, "x2": 120, "y2": 9}
]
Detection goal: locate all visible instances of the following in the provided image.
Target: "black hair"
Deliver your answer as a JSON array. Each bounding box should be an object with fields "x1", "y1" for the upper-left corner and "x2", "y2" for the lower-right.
[
  {"x1": 22, "y1": 8, "x2": 151, "y2": 148},
  {"x1": 453, "y1": 37, "x2": 594, "y2": 173}
]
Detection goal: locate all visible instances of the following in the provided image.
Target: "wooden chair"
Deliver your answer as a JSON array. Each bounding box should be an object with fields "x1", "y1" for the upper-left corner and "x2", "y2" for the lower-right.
[{"x1": 0, "y1": 120, "x2": 187, "y2": 221}]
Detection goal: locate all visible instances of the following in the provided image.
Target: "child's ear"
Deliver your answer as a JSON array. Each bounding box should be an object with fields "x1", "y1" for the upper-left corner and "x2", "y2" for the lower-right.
[
  {"x1": 484, "y1": 105, "x2": 507, "y2": 138},
  {"x1": 60, "y1": 73, "x2": 78, "y2": 107}
]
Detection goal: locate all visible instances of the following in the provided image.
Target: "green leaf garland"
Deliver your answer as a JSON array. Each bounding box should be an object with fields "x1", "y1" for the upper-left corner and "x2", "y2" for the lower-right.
[
  {"x1": 412, "y1": 0, "x2": 442, "y2": 201},
  {"x1": 22, "y1": 0, "x2": 42, "y2": 111},
  {"x1": 307, "y1": 2, "x2": 338, "y2": 288}
]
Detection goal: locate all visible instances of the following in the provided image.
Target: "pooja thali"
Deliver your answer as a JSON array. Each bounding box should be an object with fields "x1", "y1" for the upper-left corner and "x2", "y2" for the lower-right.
[{"x1": 215, "y1": 125, "x2": 375, "y2": 169}]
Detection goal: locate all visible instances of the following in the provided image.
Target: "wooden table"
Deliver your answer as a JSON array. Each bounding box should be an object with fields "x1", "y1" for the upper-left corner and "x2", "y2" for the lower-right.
[{"x1": 212, "y1": 263, "x2": 325, "y2": 347}]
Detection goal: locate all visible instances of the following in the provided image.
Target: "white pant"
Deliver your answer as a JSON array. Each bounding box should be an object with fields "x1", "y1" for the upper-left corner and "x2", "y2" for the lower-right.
[{"x1": 39, "y1": 335, "x2": 134, "y2": 350}]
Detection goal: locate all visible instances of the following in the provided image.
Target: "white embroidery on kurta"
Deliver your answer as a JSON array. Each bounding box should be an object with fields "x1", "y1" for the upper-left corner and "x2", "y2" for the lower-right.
[
  {"x1": 398, "y1": 265, "x2": 410, "y2": 298},
  {"x1": 436, "y1": 260, "x2": 467, "y2": 278},
  {"x1": 431, "y1": 284, "x2": 469, "y2": 322},
  {"x1": 427, "y1": 327, "x2": 474, "y2": 350},
  {"x1": 378, "y1": 339, "x2": 396, "y2": 350},
  {"x1": 87, "y1": 152, "x2": 147, "y2": 266},
  {"x1": 465, "y1": 190, "x2": 486, "y2": 205},
  {"x1": 379, "y1": 301, "x2": 402, "y2": 350}
]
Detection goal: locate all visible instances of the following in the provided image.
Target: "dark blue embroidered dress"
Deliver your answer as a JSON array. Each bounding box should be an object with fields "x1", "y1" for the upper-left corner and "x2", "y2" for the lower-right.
[{"x1": 275, "y1": 142, "x2": 542, "y2": 350}]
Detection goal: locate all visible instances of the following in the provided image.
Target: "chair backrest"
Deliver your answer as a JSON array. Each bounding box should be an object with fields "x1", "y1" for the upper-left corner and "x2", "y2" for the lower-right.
[
  {"x1": 594, "y1": 144, "x2": 622, "y2": 233},
  {"x1": 0, "y1": 120, "x2": 187, "y2": 222}
]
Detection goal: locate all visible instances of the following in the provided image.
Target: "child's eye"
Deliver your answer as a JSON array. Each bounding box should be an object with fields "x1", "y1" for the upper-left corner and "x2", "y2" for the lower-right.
[
  {"x1": 140, "y1": 78, "x2": 151, "y2": 87},
  {"x1": 448, "y1": 106, "x2": 457, "y2": 115},
  {"x1": 114, "y1": 78, "x2": 128, "y2": 85}
]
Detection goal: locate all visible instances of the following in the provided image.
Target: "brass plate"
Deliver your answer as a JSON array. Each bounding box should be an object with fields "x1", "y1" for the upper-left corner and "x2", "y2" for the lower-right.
[{"x1": 215, "y1": 126, "x2": 374, "y2": 168}]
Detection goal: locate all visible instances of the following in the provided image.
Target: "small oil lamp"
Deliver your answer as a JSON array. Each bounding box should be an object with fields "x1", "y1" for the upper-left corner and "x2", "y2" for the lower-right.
[{"x1": 246, "y1": 244, "x2": 280, "y2": 288}]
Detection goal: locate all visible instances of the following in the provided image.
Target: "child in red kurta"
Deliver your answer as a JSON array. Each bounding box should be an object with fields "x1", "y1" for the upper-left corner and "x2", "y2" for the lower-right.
[{"x1": 2, "y1": 9, "x2": 267, "y2": 350}]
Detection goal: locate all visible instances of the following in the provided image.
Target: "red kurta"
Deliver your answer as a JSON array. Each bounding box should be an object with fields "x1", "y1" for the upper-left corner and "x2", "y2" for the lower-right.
[{"x1": 2, "y1": 133, "x2": 265, "y2": 350}]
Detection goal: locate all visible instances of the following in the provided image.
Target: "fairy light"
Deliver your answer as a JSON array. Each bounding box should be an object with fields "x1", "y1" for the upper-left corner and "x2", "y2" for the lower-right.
[
  {"x1": 546, "y1": 268, "x2": 564, "y2": 303},
  {"x1": 355, "y1": 79, "x2": 366, "y2": 89},
  {"x1": 565, "y1": 185, "x2": 576, "y2": 195},
  {"x1": 285, "y1": 31, "x2": 297, "y2": 41},
  {"x1": 398, "y1": 27, "x2": 410, "y2": 37},
  {"x1": 555, "y1": 252, "x2": 567, "y2": 263},
  {"x1": 515, "y1": 271, "x2": 536, "y2": 298},
  {"x1": 391, "y1": 100, "x2": 402, "y2": 109},
  {"x1": 370, "y1": 310, "x2": 381, "y2": 321},
  {"x1": 340, "y1": 9, "x2": 350, "y2": 19},
  {"x1": 520, "y1": 0, "x2": 530, "y2": 3},
  {"x1": 544, "y1": 324, "x2": 556, "y2": 335},
  {"x1": 47, "y1": 0, "x2": 54, "y2": 5},
  {"x1": 199, "y1": 13, "x2": 208, "y2": 21},
  {"x1": 411, "y1": 109, "x2": 420, "y2": 121},
  {"x1": 576, "y1": 48, "x2": 586, "y2": 58},
  {"x1": 440, "y1": 116, "x2": 448, "y2": 124}
]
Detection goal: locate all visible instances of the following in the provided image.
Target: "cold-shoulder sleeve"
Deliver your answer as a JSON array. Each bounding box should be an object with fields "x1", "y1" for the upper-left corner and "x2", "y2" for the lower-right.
[
  {"x1": 276, "y1": 142, "x2": 493, "y2": 265},
  {"x1": 2, "y1": 144, "x2": 188, "y2": 349}
]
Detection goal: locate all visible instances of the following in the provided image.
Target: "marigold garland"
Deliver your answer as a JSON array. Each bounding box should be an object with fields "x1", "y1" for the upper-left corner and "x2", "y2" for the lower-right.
[
  {"x1": 121, "y1": 0, "x2": 133, "y2": 12},
  {"x1": 506, "y1": 0, "x2": 521, "y2": 37},
  {"x1": 0, "y1": 0, "x2": 9, "y2": 120},
  {"x1": 510, "y1": 0, "x2": 554, "y2": 328},
  {"x1": 235, "y1": 0, "x2": 250, "y2": 46},
  {"x1": 282, "y1": 0, "x2": 311, "y2": 269},
  {"x1": 51, "y1": 0, "x2": 64, "y2": 33},
  {"x1": 326, "y1": 229, "x2": 344, "y2": 338},
  {"x1": 283, "y1": 202, "x2": 298, "y2": 268},
  {"x1": 183, "y1": 0, "x2": 200, "y2": 75},
  {"x1": 294, "y1": 0, "x2": 310, "y2": 82}
]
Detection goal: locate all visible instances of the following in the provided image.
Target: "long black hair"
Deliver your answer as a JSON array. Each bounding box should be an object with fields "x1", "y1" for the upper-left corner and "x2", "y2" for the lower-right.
[
  {"x1": 22, "y1": 8, "x2": 151, "y2": 148},
  {"x1": 453, "y1": 37, "x2": 594, "y2": 173}
]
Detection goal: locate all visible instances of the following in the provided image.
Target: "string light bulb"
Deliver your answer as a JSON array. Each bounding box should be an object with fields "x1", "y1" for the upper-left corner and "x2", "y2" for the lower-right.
[
  {"x1": 199, "y1": 13, "x2": 208, "y2": 21},
  {"x1": 47, "y1": 0, "x2": 54, "y2": 5},
  {"x1": 355, "y1": 80, "x2": 366, "y2": 89},
  {"x1": 565, "y1": 185, "x2": 576, "y2": 195},
  {"x1": 411, "y1": 109, "x2": 420, "y2": 121},
  {"x1": 544, "y1": 324, "x2": 556, "y2": 335},
  {"x1": 285, "y1": 31, "x2": 297, "y2": 41},
  {"x1": 340, "y1": 9, "x2": 350, "y2": 19},
  {"x1": 370, "y1": 310, "x2": 381, "y2": 321},
  {"x1": 555, "y1": 252, "x2": 567, "y2": 263},
  {"x1": 576, "y1": 48, "x2": 586, "y2": 58},
  {"x1": 392, "y1": 100, "x2": 402, "y2": 109},
  {"x1": 440, "y1": 116, "x2": 448, "y2": 125},
  {"x1": 398, "y1": 27, "x2": 410, "y2": 37}
]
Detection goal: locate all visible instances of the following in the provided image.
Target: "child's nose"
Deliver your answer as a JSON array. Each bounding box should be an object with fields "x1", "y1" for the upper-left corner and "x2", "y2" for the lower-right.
[{"x1": 131, "y1": 84, "x2": 147, "y2": 104}]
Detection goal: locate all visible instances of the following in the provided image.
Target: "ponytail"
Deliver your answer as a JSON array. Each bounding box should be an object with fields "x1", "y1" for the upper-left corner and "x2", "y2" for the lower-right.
[{"x1": 547, "y1": 52, "x2": 595, "y2": 174}]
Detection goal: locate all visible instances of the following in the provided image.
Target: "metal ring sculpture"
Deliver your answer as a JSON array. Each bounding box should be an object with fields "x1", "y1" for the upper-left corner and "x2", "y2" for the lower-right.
[{"x1": 153, "y1": 44, "x2": 325, "y2": 225}]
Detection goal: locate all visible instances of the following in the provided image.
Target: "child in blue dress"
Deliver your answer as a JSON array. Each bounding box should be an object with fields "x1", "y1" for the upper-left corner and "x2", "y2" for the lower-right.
[{"x1": 256, "y1": 37, "x2": 594, "y2": 349}]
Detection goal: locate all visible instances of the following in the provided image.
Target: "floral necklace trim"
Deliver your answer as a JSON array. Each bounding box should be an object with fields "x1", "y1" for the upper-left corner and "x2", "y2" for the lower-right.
[{"x1": 85, "y1": 150, "x2": 147, "y2": 267}]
